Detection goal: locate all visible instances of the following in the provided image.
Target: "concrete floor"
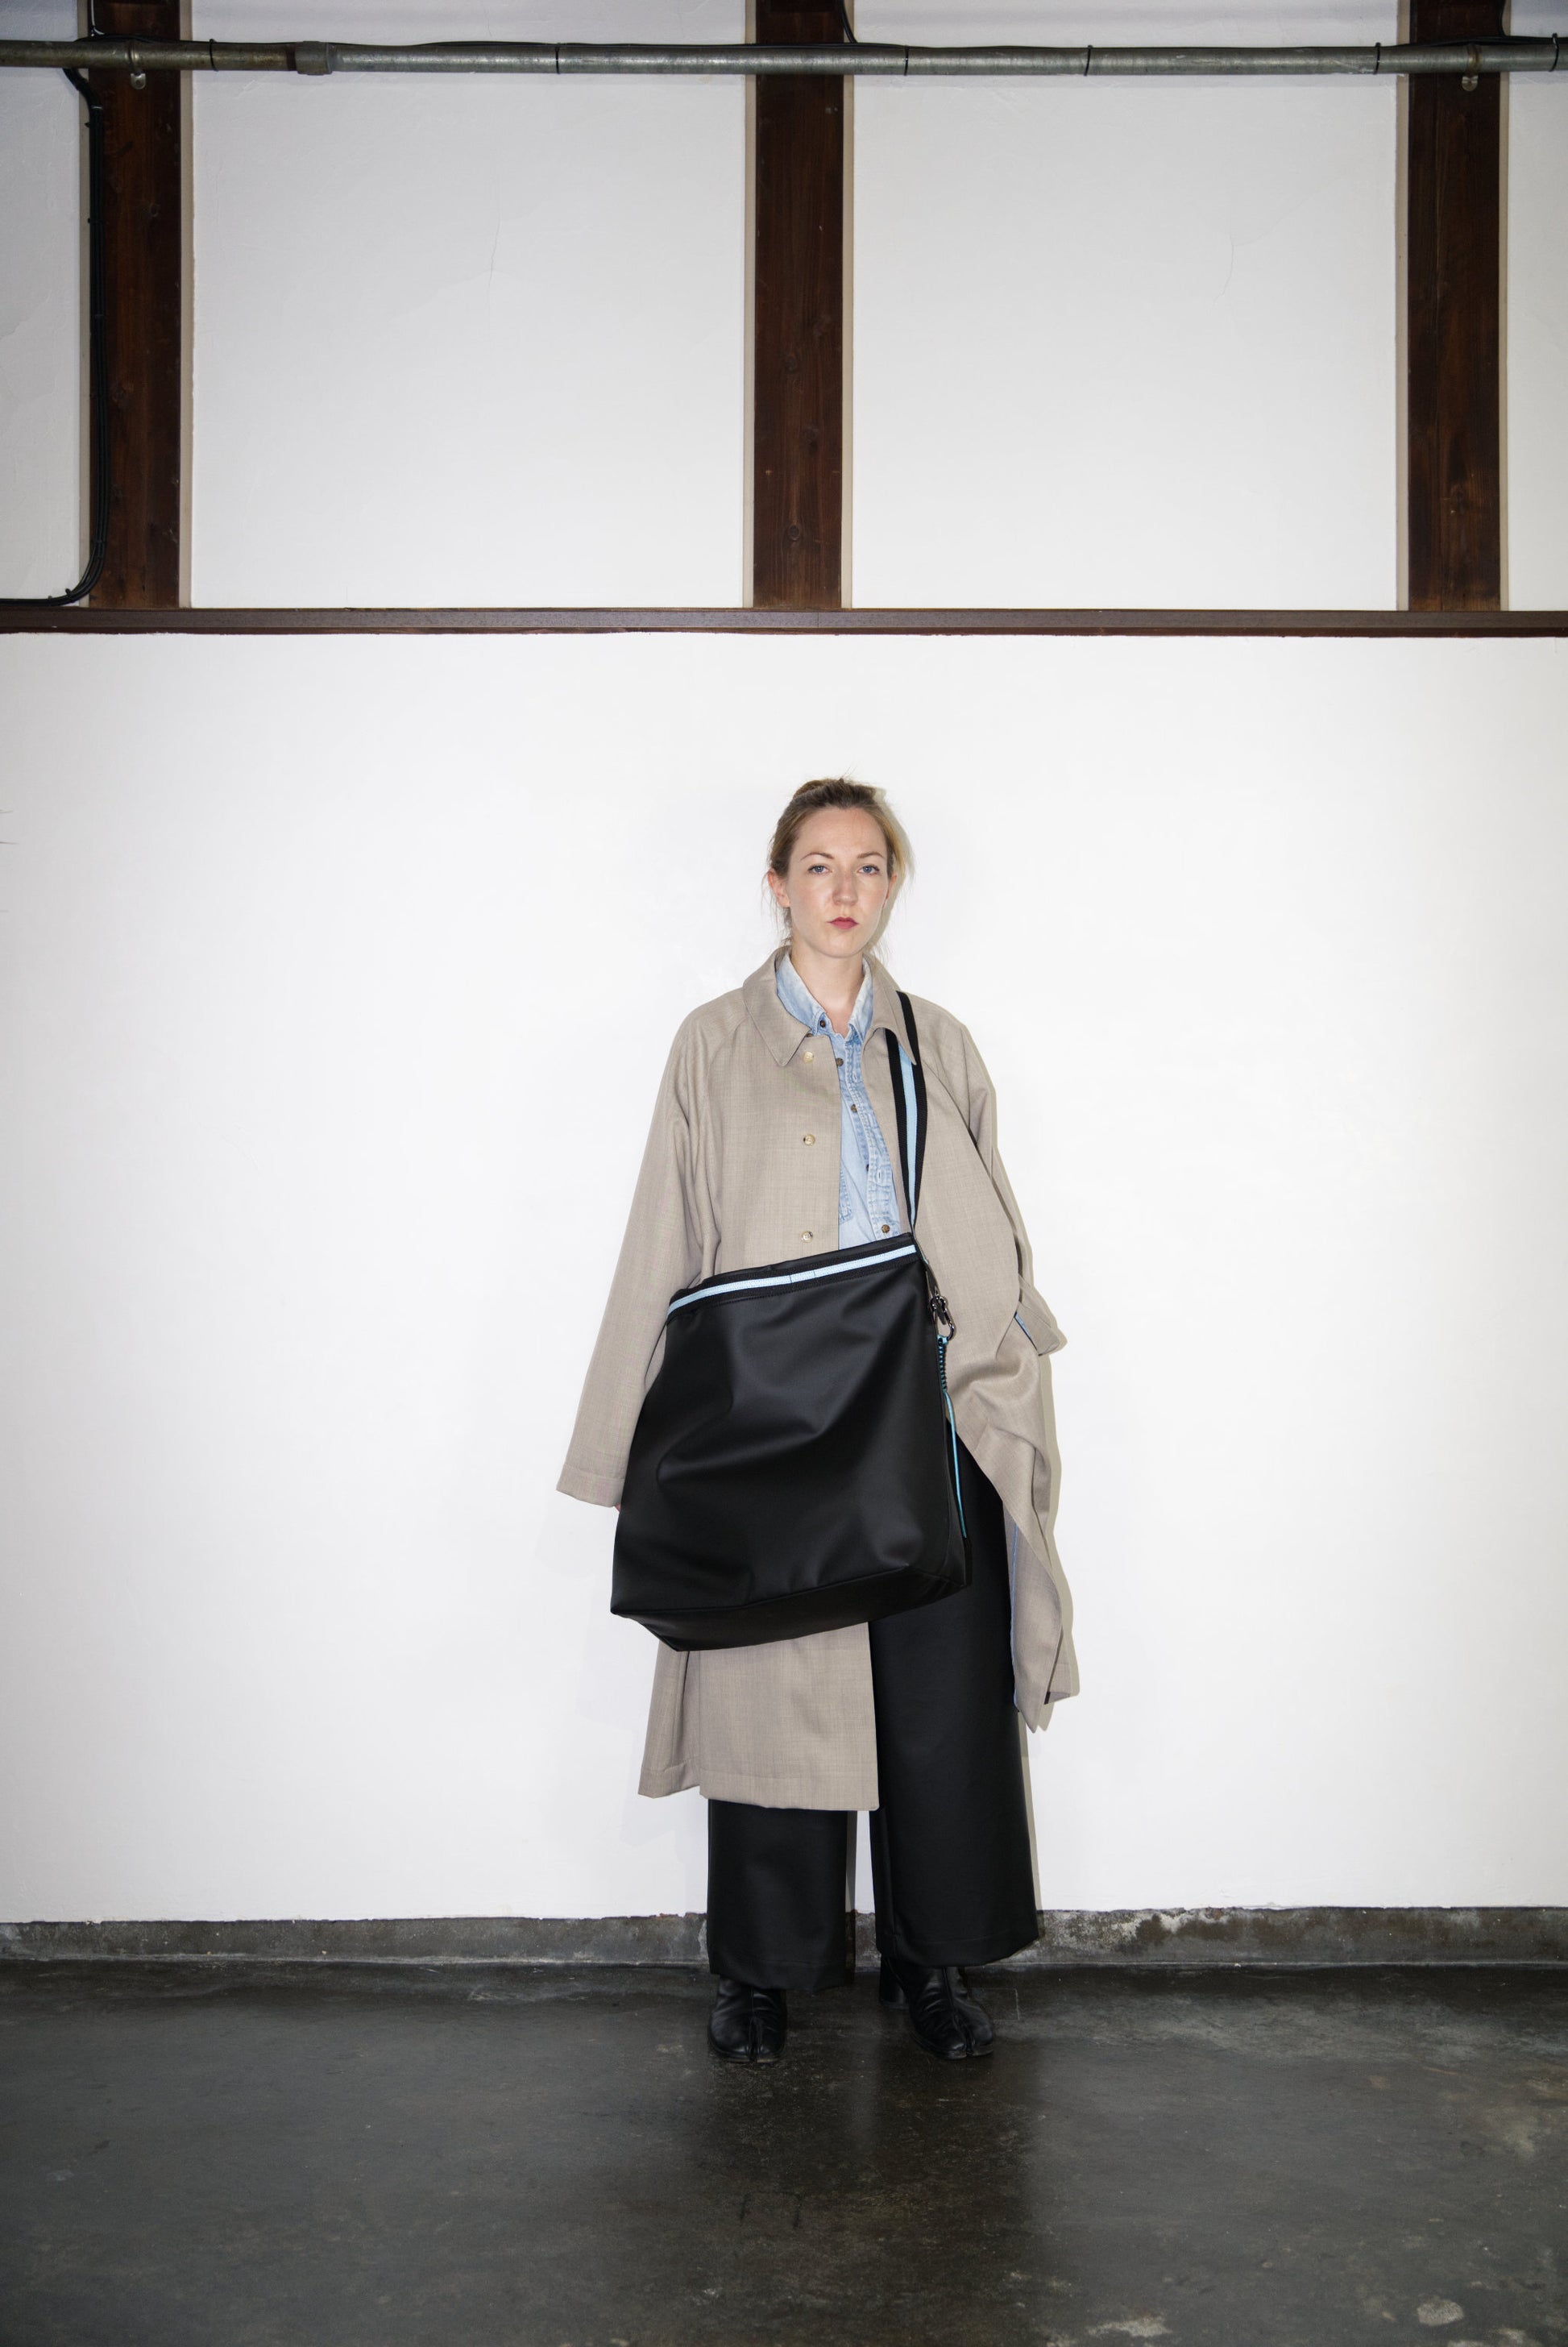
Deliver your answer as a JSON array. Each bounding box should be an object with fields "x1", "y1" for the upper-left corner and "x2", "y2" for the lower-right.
[{"x1": 0, "y1": 1963, "x2": 1564, "y2": 2347}]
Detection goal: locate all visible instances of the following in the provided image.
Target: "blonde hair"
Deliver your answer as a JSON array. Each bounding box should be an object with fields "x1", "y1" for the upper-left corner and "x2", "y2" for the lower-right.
[{"x1": 765, "y1": 779, "x2": 913, "y2": 945}]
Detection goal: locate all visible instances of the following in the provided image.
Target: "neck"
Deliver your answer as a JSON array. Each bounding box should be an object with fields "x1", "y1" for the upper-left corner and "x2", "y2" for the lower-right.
[{"x1": 787, "y1": 941, "x2": 866, "y2": 1038}]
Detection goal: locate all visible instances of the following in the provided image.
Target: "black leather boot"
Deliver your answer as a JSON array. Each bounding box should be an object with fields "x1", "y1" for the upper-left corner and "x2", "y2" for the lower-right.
[
  {"x1": 708, "y1": 1978, "x2": 788, "y2": 2063},
  {"x1": 879, "y1": 1953, "x2": 995, "y2": 2060}
]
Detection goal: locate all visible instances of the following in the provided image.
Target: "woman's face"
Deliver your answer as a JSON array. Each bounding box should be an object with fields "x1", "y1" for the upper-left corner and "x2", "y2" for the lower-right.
[{"x1": 768, "y1": 808, "x2": 894, "y2": 966}]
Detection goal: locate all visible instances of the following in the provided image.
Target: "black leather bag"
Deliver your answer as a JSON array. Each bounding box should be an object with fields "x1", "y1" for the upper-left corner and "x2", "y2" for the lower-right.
[{"x1": 611, "y1": 991, "x2": 972, "y2": 1652}]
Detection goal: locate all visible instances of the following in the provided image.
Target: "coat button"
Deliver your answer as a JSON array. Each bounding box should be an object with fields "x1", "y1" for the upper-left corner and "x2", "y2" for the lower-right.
[
  {"x1": 801, "y1": 1230, "x2": 813, "y2": 1242},
  {"x1": 803, "y1": 1133, "x2": 815, "y2": 1144},
  {"x1": 803, "y1": 1049, "x2": 815, "y2": 1063}
]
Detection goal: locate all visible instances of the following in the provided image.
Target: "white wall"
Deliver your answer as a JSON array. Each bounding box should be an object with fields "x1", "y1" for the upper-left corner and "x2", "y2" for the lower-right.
[
  {"x1": 0, "y1": 1, "x2": 81, "y2": 600},
  {"x1": 190, "y1": 0, "x2": 747, "y2": 607},
  {"x1": 3, "y1": 631, "x2": 1567, "y2": 1923},
  {"x1": 1507, "y1": 0, "x2": 1568, "y2": 609},
  {"x1": 2, "y1": 1, "x2": 1566, "y2": 1926},
  {"x1": 851, "y1": 0, "x2": 1399, "y2": 609},
  {"x1": 1, "y1": 4, "x2": 1565, "y2": 604}
]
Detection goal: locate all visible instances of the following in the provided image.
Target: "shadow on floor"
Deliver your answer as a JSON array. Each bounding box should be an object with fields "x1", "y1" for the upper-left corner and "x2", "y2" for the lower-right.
[{"x1": 1, "y1": 1961, "x2": 1565, "y2": 2346}]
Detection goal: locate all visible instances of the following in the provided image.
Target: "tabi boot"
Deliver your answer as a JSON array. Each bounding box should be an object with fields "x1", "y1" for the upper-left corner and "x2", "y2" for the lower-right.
[
  {"x1": 708, "y1": 1979, "x2": 788, "y2": 2063},
  {"x1": 879, "y1": 1953, "x2": 995, "y2": 2061}
]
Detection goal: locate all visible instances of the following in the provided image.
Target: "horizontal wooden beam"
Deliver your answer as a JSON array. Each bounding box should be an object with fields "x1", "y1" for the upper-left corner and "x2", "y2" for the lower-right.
[{"x1": 4, "y1": 608, "x2": 1565, "y2": 636}]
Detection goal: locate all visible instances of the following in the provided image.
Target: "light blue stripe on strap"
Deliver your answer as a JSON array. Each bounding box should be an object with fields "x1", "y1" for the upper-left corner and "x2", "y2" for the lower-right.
[
  {"x1": 898, "y1": 1043, "x2": 919, "y2": 1222},
  {"x1": 666, "y1": 1241, "x2": 919, "y2": 1318}
]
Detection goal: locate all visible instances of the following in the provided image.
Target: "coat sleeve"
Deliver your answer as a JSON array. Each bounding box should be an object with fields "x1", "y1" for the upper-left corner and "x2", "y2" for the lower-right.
[
  {"x1": 954, "y1": 1018, "x2": 1079, "y2": 1709},
  {"x1": 956, "y1": 1021, "x2": 1066, "y2": 1357},
  {"x1": 556, "y1": 1022, "x2": 704, "y2": 1508}
]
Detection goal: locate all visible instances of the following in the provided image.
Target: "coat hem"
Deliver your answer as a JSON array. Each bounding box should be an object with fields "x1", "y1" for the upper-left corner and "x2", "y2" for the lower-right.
[
  {"x1": 639, "y1": 1762, "x2": 881, "y2": 1812},
  {"x1": 557, "y1": 1464, "x2": 622, "y2": 1508}
]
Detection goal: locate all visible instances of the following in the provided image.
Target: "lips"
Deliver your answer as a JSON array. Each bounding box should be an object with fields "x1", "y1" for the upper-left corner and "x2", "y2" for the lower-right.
[{"x1": 831, "y1": 918, "x2": 857, "y2": 929}]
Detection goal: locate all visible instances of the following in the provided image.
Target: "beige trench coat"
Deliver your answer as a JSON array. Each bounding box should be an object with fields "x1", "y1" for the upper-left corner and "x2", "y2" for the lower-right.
[{"x1": 558, "y1": 947, "x2": 1078, "y2": 1810}]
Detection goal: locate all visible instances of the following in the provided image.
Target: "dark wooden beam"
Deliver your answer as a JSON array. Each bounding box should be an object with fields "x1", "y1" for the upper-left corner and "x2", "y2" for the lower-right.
[
  {"x1": 752, "y1": 1, "x2": 845, "y2": 609},
  {"x1": 5, "y1": 609, "x2": 1565, "y2": 638},
  {"x1": 1407, "y1": 0, "x2": 1504, "y2": 611},
  {"x1": 89, "y1": 0, "x2": 183, "y2": 608}
]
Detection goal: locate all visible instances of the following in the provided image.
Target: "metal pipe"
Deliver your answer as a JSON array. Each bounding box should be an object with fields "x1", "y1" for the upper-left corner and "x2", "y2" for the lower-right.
[{"x1": 0, "y1": 35, "x2": 1562, "y2": 78}]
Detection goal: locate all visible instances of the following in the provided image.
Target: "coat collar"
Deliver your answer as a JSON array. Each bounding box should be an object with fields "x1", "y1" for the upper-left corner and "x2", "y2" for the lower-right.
[{"x1": 743, "y1": 946, "x2": 915, "y2": 1067}]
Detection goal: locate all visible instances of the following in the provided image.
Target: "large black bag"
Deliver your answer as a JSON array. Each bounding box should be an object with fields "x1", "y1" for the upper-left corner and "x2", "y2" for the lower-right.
[{"x1": 611, "y1": 991, "x2": 971, "y2": 1652}]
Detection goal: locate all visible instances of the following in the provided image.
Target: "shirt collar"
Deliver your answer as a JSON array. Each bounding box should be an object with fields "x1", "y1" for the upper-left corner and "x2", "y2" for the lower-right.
[
  {"x1": 774, "y1": 949, "x2": 873, "y2": 1045},
  {"x1": 743, "y1": 947, "x2": 915, "y2": 1067}
]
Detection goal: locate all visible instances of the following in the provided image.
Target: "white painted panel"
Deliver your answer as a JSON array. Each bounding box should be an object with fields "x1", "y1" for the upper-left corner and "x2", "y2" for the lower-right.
[
  {"x1": 191, "y1": 1, "x2": 746, "y2": 605},
  {"x1": 0, "y1": 2, "x2": 81, "y2": 600},
  {"x1": 1506, "y1": 0, "x2": 1568, "y2": 610},
  {"x1": 851, "y1": 1, "x2": 1399, "y2": 608},
  {"x1": 3, "y1": 632, "x2": 1566, "y2": 1921}
]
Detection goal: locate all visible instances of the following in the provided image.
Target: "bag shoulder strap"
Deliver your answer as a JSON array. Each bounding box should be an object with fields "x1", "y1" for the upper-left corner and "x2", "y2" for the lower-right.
[{"x1": 885, "y1": 990, "x2": 927, "y2": 1228}]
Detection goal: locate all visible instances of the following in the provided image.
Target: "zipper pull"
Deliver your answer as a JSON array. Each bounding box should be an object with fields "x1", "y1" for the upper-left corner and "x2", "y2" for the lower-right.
[{"x1": 927, "y1": 1288, "x2": 956, "y2": 1338}]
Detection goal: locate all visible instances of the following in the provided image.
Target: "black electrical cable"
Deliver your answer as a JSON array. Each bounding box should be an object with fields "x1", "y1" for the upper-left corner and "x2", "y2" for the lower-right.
[
  {"x1": 835, "y1": 2, "x2": 859, "y2": 44},
  {"x1": 0, "y1": 64, "x2": 110, "y2": 608}
]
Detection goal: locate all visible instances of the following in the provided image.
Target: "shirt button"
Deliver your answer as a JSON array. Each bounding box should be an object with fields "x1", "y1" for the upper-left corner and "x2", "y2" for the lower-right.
[
  {"x1": 803, "y1": 1133, "x2": 815, "y2": 1145},
  {"x1": 850, "y1": 1102, "x2": 859, "y2": 1112},
  {"x1": 836, "y1": 1057, "x2": 844, "y2": 1068},
  {"x1": 881, "y1": 1223, "x2": 890, "y2": 1234}
]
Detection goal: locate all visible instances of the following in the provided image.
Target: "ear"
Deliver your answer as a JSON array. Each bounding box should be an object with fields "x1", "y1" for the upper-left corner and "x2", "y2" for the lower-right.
[{"x1": 765, "y1": 868, "x2": 789, "y2": 912}]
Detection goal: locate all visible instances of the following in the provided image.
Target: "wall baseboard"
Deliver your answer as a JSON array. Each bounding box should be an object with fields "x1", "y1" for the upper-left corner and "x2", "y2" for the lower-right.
[{"x1": 3, "y1": 1909, "x2": 1566, "y2": 1970}]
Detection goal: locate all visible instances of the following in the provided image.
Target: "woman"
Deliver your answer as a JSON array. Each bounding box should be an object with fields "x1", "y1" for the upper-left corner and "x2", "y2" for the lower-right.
[{"x1": 558, "y1": 779, "x2": 1076, "y2": 2064}]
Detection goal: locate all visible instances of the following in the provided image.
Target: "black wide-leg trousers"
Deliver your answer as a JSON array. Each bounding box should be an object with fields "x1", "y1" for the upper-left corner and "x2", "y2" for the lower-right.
[{"x1": 705, "y1": 1438, "x2": 1039, "y2": 1991}]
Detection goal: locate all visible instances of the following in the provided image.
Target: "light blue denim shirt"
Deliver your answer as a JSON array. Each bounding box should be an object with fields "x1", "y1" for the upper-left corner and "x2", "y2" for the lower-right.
[{"x1": 775, "y1": 953, "x2": 904, "y2": 1250}]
